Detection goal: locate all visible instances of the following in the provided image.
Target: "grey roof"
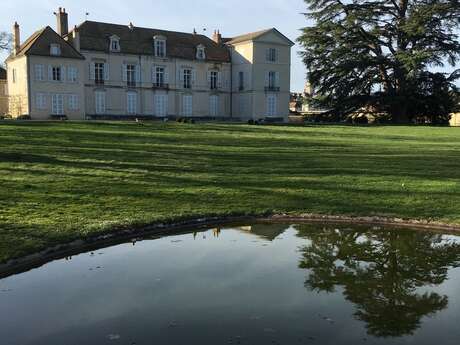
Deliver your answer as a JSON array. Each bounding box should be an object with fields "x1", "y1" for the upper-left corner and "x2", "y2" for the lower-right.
[
  {"x1": 6, "y1": 26, "x2": 84, "y2": 61},
  {"x1": 72, "y1": 21, "x2": 231, "y2": 62},
  {"x1": 227, "y1": 28, "x2": 295, "y2": 46}
]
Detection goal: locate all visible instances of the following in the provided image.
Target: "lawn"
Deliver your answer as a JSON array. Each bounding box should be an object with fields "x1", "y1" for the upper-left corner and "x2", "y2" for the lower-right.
[{"x1": 1, "y1": 121, "x2": 460, "y2": 263}]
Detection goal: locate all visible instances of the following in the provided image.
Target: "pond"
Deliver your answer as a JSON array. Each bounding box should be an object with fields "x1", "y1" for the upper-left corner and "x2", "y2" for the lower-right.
[{"x1": 1, "y1": 223, "x2": 460, "y2": 345}]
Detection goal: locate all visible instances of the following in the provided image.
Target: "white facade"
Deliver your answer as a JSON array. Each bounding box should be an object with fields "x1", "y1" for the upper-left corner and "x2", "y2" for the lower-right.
[{"x1": 5, "y1": 9, "x2": 294, "y2": 122}]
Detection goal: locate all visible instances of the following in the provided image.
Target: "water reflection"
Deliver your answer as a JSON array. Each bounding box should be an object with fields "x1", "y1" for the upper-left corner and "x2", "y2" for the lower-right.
[
  {"x1": 1, "y1": 223, "x2": 460, "y2": 345},
  {"x1": 297, "y1": 225, "x2": 460, "y2": 337}
]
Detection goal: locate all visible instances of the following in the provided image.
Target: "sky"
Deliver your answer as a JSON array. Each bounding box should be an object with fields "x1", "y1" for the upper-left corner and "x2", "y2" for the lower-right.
[{"x1": 0, "y1": 0, "x2": 310, "y2": 92}]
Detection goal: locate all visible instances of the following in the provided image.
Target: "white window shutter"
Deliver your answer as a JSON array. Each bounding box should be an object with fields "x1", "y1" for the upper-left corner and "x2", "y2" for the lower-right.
[
  {"x1": 135, "y1": 65, "x2": 140, "y2": 83},
  {"x1": 48, "y1": 65, "x2": 53, "y2": 81},
  {"x1": 275, "y1": 72, "x2": 280, "y2": 87},
  {"x1": 122, "y1": 64, "x2": 127, "y2": 82},
  {"x1": 275, "y1": 49, "x2": 279, "y2": 62},
  {"x1": 164, "y1": 68, "x2": 169, "y2": 83},
  {"x1": 266, "y1": 49, "x2": 270, "y2": 62},
  {"x1": 104, "y1": 63, "x2": 110, "y2": 81},
  {"x1": 67, "y1": 67, "x2": 72, "y2": 81},
  {"x1": 207, "y1": 71, "x2": 211, "y2": 86},
  {"x1": 265, "y1": 71, "x2": 269, "y2": 87},
  {"x1": 192, "y1": 69, "x2": 196, "y2": 84},
  {"x1": 179, "y1": 68, "x2": 184, "y2": 81},
  {"x1": 61, "y1": 66, "x2": 66, "y2": 82},
  {"x1": 90, "y1": 62, "x2": 95, "y2": 80},
  {"x1": 217, "y1": 72, "x2": 222, "y2": 88},
  {"x1": 152, "y1": 66, "x2": 156, "y2": 83}
]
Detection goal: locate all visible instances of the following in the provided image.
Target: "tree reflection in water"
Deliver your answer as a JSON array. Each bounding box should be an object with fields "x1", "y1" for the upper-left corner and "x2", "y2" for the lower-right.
[{"x1": 297, "y1": 225, "x2": 460, "y2": 337}]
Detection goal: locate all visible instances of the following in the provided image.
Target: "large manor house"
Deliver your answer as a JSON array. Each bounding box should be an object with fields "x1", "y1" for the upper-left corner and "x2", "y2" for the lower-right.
[{"x1": 3, "y1": 8, "x2": 294, "y2": 121}]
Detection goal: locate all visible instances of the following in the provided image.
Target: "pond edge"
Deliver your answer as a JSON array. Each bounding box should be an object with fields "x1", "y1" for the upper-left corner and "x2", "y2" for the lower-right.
[{"x1": 2, "y1": 213, "x2": 460, "y2": 279}]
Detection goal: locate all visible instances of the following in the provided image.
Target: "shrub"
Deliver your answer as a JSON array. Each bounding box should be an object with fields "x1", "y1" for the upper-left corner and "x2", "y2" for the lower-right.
[{"x1": 16, "y1": 115, "x2": 31, "y2": 120}]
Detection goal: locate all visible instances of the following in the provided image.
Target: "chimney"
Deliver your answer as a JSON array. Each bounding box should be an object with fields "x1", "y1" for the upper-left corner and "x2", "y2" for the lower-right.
[
  {"x1": 13, "y1": 22, "x2": 20, "y2": 55},
  {"x1": 212, "y1": 30, "x2": 222, "y2": 45},
  {"x1": 55, "y1": 7, "x2": 69, "y2": 36},
  {"x1": 72, "y1": 26, "x2": 80, "y2": 52}
]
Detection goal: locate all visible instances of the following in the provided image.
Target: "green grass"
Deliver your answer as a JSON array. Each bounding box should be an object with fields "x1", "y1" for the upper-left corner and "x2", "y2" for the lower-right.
[{"x1": 1, "y1": 121, "x2": 460, "y2": 262}]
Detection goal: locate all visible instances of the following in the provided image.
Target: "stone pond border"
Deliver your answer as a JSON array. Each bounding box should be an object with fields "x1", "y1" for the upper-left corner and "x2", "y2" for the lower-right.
[{"x1": 2, "y1": 213, "x2": 460, "y2": 279}]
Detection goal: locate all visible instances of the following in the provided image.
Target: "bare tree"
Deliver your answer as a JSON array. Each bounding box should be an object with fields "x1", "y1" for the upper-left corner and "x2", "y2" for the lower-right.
[{"x1": 0, "y1": 32, "x2": 12, "y2": 52}]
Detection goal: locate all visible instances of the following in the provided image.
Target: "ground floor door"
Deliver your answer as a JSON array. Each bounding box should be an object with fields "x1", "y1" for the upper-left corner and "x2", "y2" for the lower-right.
[
  {"x1": 95, "y1": 91, "x2": 106, "y2": 115},
  {"x1": 266, "y1": 94, "x2": 277, "y2": 117},
  {"x1": 155, "y1": 93, "x2": 168, "y2": 117},
  {"x1": 182, "y1": 95, "x2": 193, "y2": 117},
  {"x1": 52, "y1": 94, "x2": 64, "y2": 115},
  {"x1": 209, "y1": 95, "x2": 219, "y2": 117}
]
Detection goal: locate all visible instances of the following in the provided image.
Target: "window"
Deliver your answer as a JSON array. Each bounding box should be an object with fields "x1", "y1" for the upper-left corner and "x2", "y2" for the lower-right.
[
  {"x1": 127, "y1": 92, "x2": 137, "y2": 114},
  {"x1": 68, "y1": 94, "x2": 79, "y2": 111},
  {"x1": 196, "y1": 45, "x2": 206, "y2": 60},
  {"x1": 210, "y1": 71, "x2": 218, "y2": 90},
  {"x1": 111, "y1": 40, "x2": 119, "y2": 51},
  {"x1": 50, "y1": 44, "x2": 61, "y2": 56},
  {"x1": 52, "y1": 94, "x2": 64, "y2": 115},
  {"x1": 154, "y1": 39, "x2": 166, "y2": 57},
  {"x1": 51, "y1": 66, "x2": 62, "y2": 82},
  {"x1": 268, "y1": 71, "x2": 276, "y2": 88},
  {"x1": 182, "y1": 95, "x2": 193, "y2": 116},
  {"x1": 267, "y1": 94, "x2": 277, "y2": 116},
  {"x1": 238, "y1": 71, "x2": 244, "y2": 91},
  {"x1": 67, "y1": 66, "x2": 78, "y2": 83},
  {"x1": 209, "y1": 95, "x2": 219, "y2": 117},
  {"x1": 154, "y1": 66, "x2": 166, "y2": 87},
  {"x1": 35, "y1": 93, "x2": 46, "y2": 110},
  {"x1": 110, "y1": 36, "x2": 120, "y2": 52},
  {"x1": 266, "y1": 71, "x2": 279, "y2": 91},
  {"x1": 155, "y1": 93, "x2": 168, "y2": 116},
  {"x1": 95, "y1": 91, "x2": 106, "y2": 114},
  {"x1": 94, "y1": 63, "x2": 105, "y2": 84},
  {"x1": 183, "y1": 69, "x2": 192, "y2": 89},
  {"x1": 126, "y1": 64, "x2": 137, "y2": 87},
  {"x1": 266, "y1": 48, "x2": 277, "y2": 62},
  {"x1": 91, "y1": 62, "x2": 109, "y2": 84},
  {"x1": 35, "y1": 65, "x2": 45, "y2": 81}
]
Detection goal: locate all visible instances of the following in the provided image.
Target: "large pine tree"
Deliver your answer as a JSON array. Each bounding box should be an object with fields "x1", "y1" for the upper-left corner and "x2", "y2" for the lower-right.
[{"x1": 298, "y1": 0, "x2": 460, "y2": 123}]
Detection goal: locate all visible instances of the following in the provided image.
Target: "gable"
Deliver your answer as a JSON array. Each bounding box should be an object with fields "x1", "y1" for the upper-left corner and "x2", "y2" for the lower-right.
[
  {"x1": 7, "y1": 26, "x2": 84, "y2": 61},
  {"x1": 25, "y1": 27, "x2": 84, "y2": 59},
  {"x1": 253, "y1": 29, "x2": 295, "y2": 47},
  {"x1": 227, "y1": 28, "x2": 294, "y2": 47}
]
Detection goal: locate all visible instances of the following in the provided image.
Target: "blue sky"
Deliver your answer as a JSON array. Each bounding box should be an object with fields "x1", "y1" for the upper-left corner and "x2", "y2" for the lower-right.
[{"x1": 0, "y1": 0, "x2": 310, "y2": 92}]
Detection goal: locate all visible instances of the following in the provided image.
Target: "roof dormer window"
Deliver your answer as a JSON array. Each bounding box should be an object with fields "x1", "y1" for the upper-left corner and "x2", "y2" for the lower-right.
[
  {"x1": 154, "y1": 36, "x2": 166, "y2": 58},
  {"x1": 196, "y1": 45, "x2": 206, "y2": 60},
  {"x1": 110, "y1": 35, "x2": 120, "y2": 52},
  {"x1": 50, "y1": 44, "x2": 61, "y2": 56}
]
